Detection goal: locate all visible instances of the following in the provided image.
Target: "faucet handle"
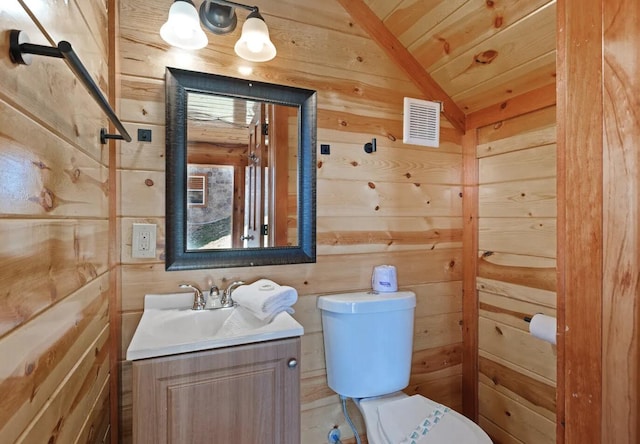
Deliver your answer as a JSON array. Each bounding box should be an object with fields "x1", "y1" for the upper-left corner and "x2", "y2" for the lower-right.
[
  {"x1": 179, "y1": 283, "x2": 193, "y2": 288},
  {"x1": 225, "y1": 281, "x2": 246, "y2": 295},
  {"x1": 179, "y1": 283, "x2": 205, "y2": 310},
  {"x1": 179, "y1": 283, "x2": 200, "y2": 294},
  {"x1": 221, "y1": 280, "x2": 245, "y2": 307}
]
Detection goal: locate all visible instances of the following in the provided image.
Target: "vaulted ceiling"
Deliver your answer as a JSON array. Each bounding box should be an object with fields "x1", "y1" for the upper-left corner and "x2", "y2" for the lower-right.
[
  {"x1": 342, "y1": 0, "x2": 557, "y2": 131},
  {"x1": 180, "y1": 0, "x2": 557, "y2": 135}
]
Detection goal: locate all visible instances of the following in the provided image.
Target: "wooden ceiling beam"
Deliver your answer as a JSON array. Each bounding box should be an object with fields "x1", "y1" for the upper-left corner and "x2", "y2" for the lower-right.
[
  {"x1": 466, "y1": 83, "x2": 557, "y2": 130},
  {"x1": 336, "y1": 0, "x2": 466, "y2": 133}
]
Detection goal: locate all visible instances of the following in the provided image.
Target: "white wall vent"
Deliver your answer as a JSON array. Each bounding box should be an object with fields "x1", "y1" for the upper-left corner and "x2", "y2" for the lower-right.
[{"x1": 403, "y1": 97, "x2": 440, "y2": 147}]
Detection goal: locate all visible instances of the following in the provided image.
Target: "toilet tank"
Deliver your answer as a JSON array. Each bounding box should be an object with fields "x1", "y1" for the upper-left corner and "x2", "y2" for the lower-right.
[{"x1": 317, "y1": 291, "x2": 416, "y2": 398}]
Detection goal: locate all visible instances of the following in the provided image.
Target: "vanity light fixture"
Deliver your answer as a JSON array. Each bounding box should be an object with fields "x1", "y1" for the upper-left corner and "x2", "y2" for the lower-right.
[
  {"x1": 161, "y1": 0, "x2": 277, "y2": 62},
  {"x1": 160, "y1": 0, "x2": 208, "y2": 50}
]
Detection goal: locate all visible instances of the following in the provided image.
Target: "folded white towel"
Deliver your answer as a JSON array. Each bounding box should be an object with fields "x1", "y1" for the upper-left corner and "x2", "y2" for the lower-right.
[
  {"x1": 219, "y1": 306, "x2": 268, "y2": 336},
  {"x1": 232, "y1": 278, "x2": 298, "y2": 322}
]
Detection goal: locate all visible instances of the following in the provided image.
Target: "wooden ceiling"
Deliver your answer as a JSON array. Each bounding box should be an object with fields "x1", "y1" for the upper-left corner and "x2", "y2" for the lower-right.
[
  {"x1": 341, "y1": 0, "x2": 557, "y2": 130},
  {"x1": 187, "y1": 93, "x2": 255, "y2": 145},
  {"x1": 177, "y1": 0, "x2": 556, "y2": 135}
]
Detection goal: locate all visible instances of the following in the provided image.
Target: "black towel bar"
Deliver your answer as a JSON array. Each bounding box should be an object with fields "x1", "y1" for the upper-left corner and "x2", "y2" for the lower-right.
[{"x1": 9, "y1": 30, "x2": 132, "y2": 144}]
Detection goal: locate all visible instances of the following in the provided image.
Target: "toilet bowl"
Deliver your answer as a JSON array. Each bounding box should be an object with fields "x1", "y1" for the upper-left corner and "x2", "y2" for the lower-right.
[
  {"x1": 356, "y1": 392, "x2": 492, "y2": 444},
  {"x1": 318, "y1": 291, "x2": 492, "y2": 443}
]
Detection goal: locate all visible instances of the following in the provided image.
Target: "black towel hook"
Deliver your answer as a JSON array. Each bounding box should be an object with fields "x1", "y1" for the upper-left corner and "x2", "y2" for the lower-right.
[{"x1": 364, "y1": 138, "x2": 377, "y2": 153}]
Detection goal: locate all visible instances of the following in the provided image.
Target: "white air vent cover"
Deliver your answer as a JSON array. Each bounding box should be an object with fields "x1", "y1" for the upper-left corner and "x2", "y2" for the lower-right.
[{"x1": 403, "y1": 97, "x2": 440, "y2": 147}]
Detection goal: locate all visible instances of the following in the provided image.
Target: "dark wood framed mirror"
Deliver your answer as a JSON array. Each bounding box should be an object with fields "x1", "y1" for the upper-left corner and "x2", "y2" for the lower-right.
[{"x1": 165, "y1": 67, "x2": 316, "y2": 270}]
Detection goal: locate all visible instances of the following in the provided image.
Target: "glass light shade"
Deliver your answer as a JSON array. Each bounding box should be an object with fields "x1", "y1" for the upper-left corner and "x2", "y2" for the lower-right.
[
  {"x1": 160, "y1": 1, "x2": 208, "y2": 50},
  {"x1": 234, "y1": 16, "x2": 276, "y2": 62}
]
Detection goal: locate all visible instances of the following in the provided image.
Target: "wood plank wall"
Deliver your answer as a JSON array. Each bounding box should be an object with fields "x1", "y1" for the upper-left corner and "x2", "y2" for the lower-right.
[
  {"x1": 475, "y1": 106, "x2": 558, "y2": 443},
  {"x1": 600, "y1": 0, "x2": 639, "y2": 440},
  {"x1": 0, "y1": 1, "x2": 112, "y2": 443},
  {"x1": 558, "y1": 0, "x2": 640, "y2": 442},
  {"x1": 115, "y1": 0, "x2": 464, "y2": 442}
]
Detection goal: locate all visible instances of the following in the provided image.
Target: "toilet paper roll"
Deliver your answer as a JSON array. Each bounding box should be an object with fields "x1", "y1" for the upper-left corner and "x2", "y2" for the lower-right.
[
  {"x1": 529, "y1": 314, "x2": 557, "y2": 345},
  {"x1": 372, "y1": 265, "x2": 398, "y2": 293}
]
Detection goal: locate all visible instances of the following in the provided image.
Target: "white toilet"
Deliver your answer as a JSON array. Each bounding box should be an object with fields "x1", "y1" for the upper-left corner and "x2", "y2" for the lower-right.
[{"x1": 318, "y1": 291, "x2": 492, "y2": 444}]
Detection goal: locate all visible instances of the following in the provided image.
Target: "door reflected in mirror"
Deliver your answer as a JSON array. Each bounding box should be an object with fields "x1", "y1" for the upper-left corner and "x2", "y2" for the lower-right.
[{"x1": 186, "y1": 93, "x2": 298, "y2": 251}]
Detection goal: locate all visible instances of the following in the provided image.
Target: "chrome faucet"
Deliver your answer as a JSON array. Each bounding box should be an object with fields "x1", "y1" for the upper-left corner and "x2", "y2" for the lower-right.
[
  {"x1": 221, "y1": 281, "x2": 245, "y2": 308},
  {"x1": 179, "y1": 283, "x2": 206, "y2": 310}
]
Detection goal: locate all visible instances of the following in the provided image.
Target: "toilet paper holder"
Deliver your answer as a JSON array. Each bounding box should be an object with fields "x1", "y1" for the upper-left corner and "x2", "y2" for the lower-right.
[
  {"x1": 526, "y1": 313, "x2": 557, "y2": 345},
  {"x1": 523, "y1": 313, "x2": 544, "y2": 323}
]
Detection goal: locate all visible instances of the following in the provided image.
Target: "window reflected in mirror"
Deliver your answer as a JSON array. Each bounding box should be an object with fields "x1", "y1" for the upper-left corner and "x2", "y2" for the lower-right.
[{"x1": 187, "y1": 165, "x2": 233, "y2": 249}]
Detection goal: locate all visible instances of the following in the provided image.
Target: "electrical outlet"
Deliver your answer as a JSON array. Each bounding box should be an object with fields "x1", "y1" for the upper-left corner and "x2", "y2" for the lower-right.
[{"x1": 132, "y1": 223, "x2": 156, "y2": 258}]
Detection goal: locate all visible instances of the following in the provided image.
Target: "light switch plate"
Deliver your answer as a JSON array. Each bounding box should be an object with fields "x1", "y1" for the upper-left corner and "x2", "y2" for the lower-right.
[{"x1": 132, "y1": 223, "x2": 156, "y2": 258}]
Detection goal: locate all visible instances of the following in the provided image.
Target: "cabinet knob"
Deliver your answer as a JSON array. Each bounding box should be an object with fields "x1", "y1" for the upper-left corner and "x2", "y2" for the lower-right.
[{"x1": 287, "y1": 358, "x2": 298, "y2": 368}]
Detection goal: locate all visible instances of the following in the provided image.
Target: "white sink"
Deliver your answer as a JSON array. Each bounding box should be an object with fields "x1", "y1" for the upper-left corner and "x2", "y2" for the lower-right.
[{"x1": 126, "y1": 292, "x2": 304, "y2": 361}]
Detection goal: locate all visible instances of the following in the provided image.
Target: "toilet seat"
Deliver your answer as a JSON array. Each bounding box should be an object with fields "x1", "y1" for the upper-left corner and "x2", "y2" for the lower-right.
[{"x1": 357, "y1": 393, "x2": 492, "y2": 444}]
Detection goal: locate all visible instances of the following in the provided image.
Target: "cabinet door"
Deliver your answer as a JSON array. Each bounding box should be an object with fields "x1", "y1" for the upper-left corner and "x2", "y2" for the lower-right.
[{"x1": 133, "y1": 338, "x2": 300, "y2": 444}]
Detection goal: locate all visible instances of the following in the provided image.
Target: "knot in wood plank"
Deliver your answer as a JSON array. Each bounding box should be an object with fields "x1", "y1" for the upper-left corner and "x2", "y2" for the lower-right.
[
  {"x1": 38, "y1": 188, "x2": 56, "y2": 211},
  {"x1": 474, "y1": 50, "x2": 499, "y2": 65},
  {"x1": 438, "y1": 38, "x2": 451, "y2": 55},
  {"x1": 66, "y1": 168, "x2": 81, "y2": 183},
  {"x1": 25, "y1": 361, "x2": 35, "y2": 376},
  {"x1": 32, "y1": 160, "x2": 51, "y2": 170}
]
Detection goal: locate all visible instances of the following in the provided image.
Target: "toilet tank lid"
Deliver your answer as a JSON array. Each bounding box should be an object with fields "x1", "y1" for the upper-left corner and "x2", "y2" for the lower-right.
[{"x1": 317, "y1": 291, "x2": 416, "y2": 314}]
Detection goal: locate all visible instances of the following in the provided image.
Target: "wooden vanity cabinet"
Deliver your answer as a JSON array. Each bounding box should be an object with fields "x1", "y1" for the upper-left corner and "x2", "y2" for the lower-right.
[{"x1": 132, "y1": 337, "x2": 301, "y2": 444}]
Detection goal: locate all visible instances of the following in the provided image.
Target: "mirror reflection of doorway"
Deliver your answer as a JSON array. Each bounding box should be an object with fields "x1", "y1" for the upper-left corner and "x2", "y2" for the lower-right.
[{"x1": 186, "y1": 92, "x2": 297, "y2": 250}]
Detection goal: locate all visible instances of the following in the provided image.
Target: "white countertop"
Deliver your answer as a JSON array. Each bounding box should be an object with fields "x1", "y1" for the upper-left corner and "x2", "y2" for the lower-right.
[{"x1": 126, "y1": 292, "x2": 304, "y2": 361}]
